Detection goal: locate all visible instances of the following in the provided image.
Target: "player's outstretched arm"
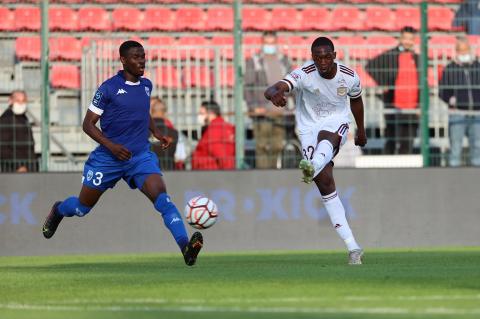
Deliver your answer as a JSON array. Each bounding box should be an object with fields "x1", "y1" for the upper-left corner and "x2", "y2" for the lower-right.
[
  {"x1": 264, "y1": 81, "x2": 290, "y2": 107},
  {"x1": 82, "y1": 110, "x2": 132, "y2": 160},
  {"x1": 350, "y1": 96, "x2": 367, "y2": 147},
  {"x1": 149, "y1": 115, "x2": 172, "y2": 149}
]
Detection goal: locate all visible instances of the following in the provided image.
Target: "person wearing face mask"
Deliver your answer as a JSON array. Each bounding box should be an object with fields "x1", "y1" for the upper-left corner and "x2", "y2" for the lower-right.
[
  {"x1": 0, "y1": 90, "x2": 37, "y2": 172},
  {"x1": 439, "y1": 37, "x2": 480, "y2": 166},
  {"x1": 366, "y1": 26, "x2": 420, "y2": 155},
  {"x1": 244, "y1": 31, "x2": 292, "y2": 169},
  {"x1": 191, "y1": 101, "x2": 235, "y2": 170}
]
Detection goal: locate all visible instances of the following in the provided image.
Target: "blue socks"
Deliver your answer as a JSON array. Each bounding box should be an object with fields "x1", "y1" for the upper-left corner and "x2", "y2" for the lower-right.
[
  {"x1": 154, "y1": 193, "x2": 189, "y2": 251},
  {"x1": 57, "y1": 196, "x2": 92, "y2": 217}
]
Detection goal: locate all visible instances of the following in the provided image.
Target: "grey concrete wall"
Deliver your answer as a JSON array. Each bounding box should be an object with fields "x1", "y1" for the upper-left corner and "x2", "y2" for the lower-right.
[{"x1": 0, "y1": 168, "x2": 479, "y2": 256}]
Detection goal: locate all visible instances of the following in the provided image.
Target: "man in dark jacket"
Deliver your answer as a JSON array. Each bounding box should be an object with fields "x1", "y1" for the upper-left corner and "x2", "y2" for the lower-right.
[
  {"x1": 439, "y1": 37, "x2": 480, "y2": 166},
  {"x1": 365, "y1": 26, "x2": 420, "y2": 154},
  {"x1": 453, "y1": 0, "x2": 480, "y2": 35},
  {"x1": 150, "y1": 97, "x2": 178, "y2": 170},
  {"x1": 0, "y1": 90, "x2": 37, "y2": 172}
]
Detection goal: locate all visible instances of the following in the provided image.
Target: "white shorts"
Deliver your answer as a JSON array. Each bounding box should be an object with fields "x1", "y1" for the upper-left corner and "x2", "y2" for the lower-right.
[{"x1": 298, "y1": 116, "x2": 350, "y2": 160}]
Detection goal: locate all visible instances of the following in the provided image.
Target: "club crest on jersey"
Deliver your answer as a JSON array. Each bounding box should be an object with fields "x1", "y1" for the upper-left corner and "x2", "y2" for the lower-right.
[
  {"x1": 87, "y1": 170, "x2": 93, "y2": 181},
  {"x1": 145, "y1": 86, "x2": 150, "y2": 97},
  {"x1": 337, "y1": 86, "x2": 347, "y2": 97},
  {"x1": 313, "y1": 88, "x2": 321, "y2": 96}
]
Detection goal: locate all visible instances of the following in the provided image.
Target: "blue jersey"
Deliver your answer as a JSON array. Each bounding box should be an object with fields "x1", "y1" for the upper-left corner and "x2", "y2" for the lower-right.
[{"x1": 88, "y1": 71, "x2": 153, "y2": 156}]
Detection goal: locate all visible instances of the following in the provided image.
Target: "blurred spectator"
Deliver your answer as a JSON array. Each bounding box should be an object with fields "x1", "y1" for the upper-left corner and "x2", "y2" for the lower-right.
[
  {"x1": 150, "y1": 97, "x2": 178, "y2": 170},
  {"x1": 244, "y1": 31, "x2": 292, "y2": 168},
  {"x1": 191, "y1": 101, "x2": 235, "y2": 170},
  {"x1": 365, "y1": 26, "x2": 420, "y2": 154},
  {"x1": 453, "y1": 0, "x2": 480, "y2": 35},
  {"x1": 439, "y1": 37, "x2": 480, "y2": 166},
  {"x1": 0, "y1": 90, "x2": 37, "y2": 172}
]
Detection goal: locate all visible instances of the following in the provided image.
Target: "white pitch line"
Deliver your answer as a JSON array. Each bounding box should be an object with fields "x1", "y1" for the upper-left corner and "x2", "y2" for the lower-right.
[{"x1": 2, "y1": 303, "x2": 480, "y2": 316}]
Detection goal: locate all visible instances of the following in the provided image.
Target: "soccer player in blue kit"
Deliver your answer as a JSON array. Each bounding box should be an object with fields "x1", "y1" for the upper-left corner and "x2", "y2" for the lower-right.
[{"x1": 42, "y1": 41, "x2": 203, "y2": 266}]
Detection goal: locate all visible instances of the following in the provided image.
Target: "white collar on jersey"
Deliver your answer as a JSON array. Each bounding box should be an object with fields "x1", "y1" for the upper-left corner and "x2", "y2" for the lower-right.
[{"x1": 125, "y1": 80, "x2": 140, "y2": 86}]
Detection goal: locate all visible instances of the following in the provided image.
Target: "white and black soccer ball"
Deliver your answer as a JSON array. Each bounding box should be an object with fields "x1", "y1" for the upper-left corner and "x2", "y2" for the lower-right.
[{"x1": 184, "y1": 196, "x2": 218, "y2": 229}]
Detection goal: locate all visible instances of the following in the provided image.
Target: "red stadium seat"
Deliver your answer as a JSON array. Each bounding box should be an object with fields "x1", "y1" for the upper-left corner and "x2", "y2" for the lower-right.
[
  {"x1": 365, "y1": 7, "x2": 396, "y2": 31},
  {"x1": 147, "y1": 36, "x2": 177, "y2": 60},
  {"x1": 335, "y1": 36, "x2": 368, "y2": 60},
  {"x1": 242, "y1": 7, "x2": 271, "y2": 31},
  {"x1": 177, "y1": 36, "x2": 212, "y2": 60},
  {"x1": 112, "y1": 8, "x2": 145, "y2": 31},
  {"x1": 78, "y1": 7, "x2": 111, "y2": 32},
  {"x1": 278, "y1": 36, "x2": 308, "y2": 60},
  {"x1": 49, "y1": 7, "x2": 78, "y2": 31},
  {"x1": 49, "y1": 37, "x2": 82, "y2": 61},
  {"x1": 55, "y1": 0, "x2": 83, "y2": 3},
  {"x1": 206, "y1": 7, "x2": 233, "y2": 31},
  {"x1": 0, "y1": 8, "x2": 15, "y2": 32},
  {"x1": 92, "y1": 0, "x2": 118, "y2": 3},
  {"x1": 365, "y1": 36, "x2": 397, "y2": 59},
  {"x1": 183, "y1": 66, "x2": 212, "y2": 88},
  {"x1": 428, "y1": 7, "x2": 455, "y2": 31},
  {"x1": 395, "y1": 7, "x2": 420, "y2": 31},
  {"x1": 219, "y1": 65, "x2": 234, "y2": 87},
  {"x1": 429, "y1": 35, "x2": 457, "y2": 59},
  {"x1": 331, "y1": 7, "x2": 365, "y2": 31},
  {"x1": 243, "y1": 35, "x2": 262, "y2": 59},
  {"x1": 144, "y1": 8, "x2": 176, "y2": 31},
  {"x1": 211, "y1": 36, "x2": 234, "y2": 60},
  {"x1": 271, "y1": 8, "x2": 301, "y2": 31},
  {"x1": 374, "y1": 0, "x2": 402, "y2": 3},
  {"x1": 249, "y1": 0, "x2": 277, "y2": 3},
  {"x1": 155, "y1": 66, "x2": 181, "y2": 89},
  {"x1": 299, "y1": 8, "x2": 333, "y2": 31},
  {"x1": 51, "y1": 64, "x2": 80, "y2": 89},
  {"x1": 354, "y1": 65, "x2": 376, "y2": 88},
  {"x1": 123, "y1": 0, "x2": 150, "y2": 3},
  {"x1": 14, "y1": 7, "x2": 40, "y2": 31},
  {"x1": 15, "y1": 37, "x2": 40, "y2": 61},
  {"x1": 176, "y1": 7, "x2": 207, "y2": 31}
]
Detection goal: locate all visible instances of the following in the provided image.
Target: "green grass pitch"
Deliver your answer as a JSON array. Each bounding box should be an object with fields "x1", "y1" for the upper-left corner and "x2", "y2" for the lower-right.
[{"x1": 1, "y1": 248, "x2": 479, "y2": 319}]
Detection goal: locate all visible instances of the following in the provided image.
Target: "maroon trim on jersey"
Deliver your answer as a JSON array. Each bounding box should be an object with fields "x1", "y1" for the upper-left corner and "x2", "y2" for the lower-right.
[
  {"x1": 282, "y1": 78, "x2": 294, "y2": 91},
  {"x1": 302, "y1": 64, "x2": 316, "y2": 74},
  {"x1": 339, "y1": 65, "x2": 354, "y2": 77}
]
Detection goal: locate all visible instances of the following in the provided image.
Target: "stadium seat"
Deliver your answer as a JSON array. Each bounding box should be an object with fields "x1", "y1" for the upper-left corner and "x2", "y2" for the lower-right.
[
  {"x1": 49, "y1": 7, "x2": 78, "y2": 31},
  {"x1": 175, "y1": 7, "x2": 207, "y2": 31},
  {"x1": 278, "y1": 36, "x2": 308, "y2": 60},
  {"x1": 78, "y1": 7, "x2": 111, "y2": 32},
  {"x1": 51, "y1": 64, "x2": 80, "y2": 89},
  {"x1": 14, "y1": 7, "x2": 40, "y2": 31},
  {"x1": 270, "y1": 8, "x2": 301, "y2": 31},
  {"x1": 206, "y1": 7, "x2": 233, "y2": 31},
  {"x1": 249, "y1": 0, "x2": 277, "y2": 3},
  {"x1": 92, "y1": 0, "x2": 118, "y2": 3},
  {"x1": 429, "y1": 35, "x2": 457, "y2": 59},
  {"x1": 219, "y1": 65, "x2": 234, "y2": 87},
  {"x1": 395, "y1": 7, "x2": 420, "y2": 31},
  {"x1": 365, "y1": 7, "x2": 396, "y2": 31},
  {"x1": 49, "y1": 37, "x2": 82, "y2": 61},
  {"x1": 144, "y1": 8, "x2": 176, "y2": 31},
  {"x1": 299, "y1": 8, "x2": 333, "y2": 31},
  {"x1": 242, "y1": 7, "x2": 271, "y2": 31},
  {"x1": 365, "y1": 36, "x2": 397, "y2": 59},
  {"x1": 354, "y1": 65, "x2": 376, "y2": 88},
  {"x1": 112, "y1": 8, "x2": 145, "y2": 31},
  {"x1": 55, "y1": 0, "x2": 83, "y2": 3},
  {"x1": 15, "y1": 37, "x2": 40, "y2": 61},
  {"x1": 147, "y1": 36, "x2": 177, "y2": 60},
  {"x1": 428, "y1": 7, "x2": 455, "y2": 31},
  {"x1": 211, "y1": 36, "x2": 234, "y2": 60},
  {"x1": 123, "y1": 0, "x2": 150, "y2": 3},
  {"x1": 243, "y1": 35, "x2": 262, "y2": 59},
  {"x1": 335, "y1": 36, "x2": 368, "y2": 60},
  {"x1": 0, "y1": 8, "x2": 15, "y2": 32},
  {"x1": 374, "y1": 0, "x2": 402, "y2": 3},
  {"x1": 183, "y1": 66, "x2": 212, "y2": 88},
  {"x1": 155, "y1": 66, "x2": 181, "y2": 89},
  {"x1": 331, "y1": 7, "x2": 365, "y2": 31},
  {"x1": 177, "y1": 36, "x2": 212, "y2": 60}
]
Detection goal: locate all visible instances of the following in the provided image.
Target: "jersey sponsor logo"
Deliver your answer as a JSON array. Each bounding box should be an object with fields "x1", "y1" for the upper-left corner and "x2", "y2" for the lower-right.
[
  {"x1": 145, "y1": 86, "x2": 150, "y2": 97},
  {"x1": 116, "y1": 88, "x2": 128, "y2": 95},
  {"x1": 337, "y1": 86, "x2": 347, "y2": 97},
  {"x1": 313, "y1": 88, "x2": 321, "y2": 96},
  {"x1": 291, "y1": 72, "x2": 301, "y2": 81},
  {"x1": 92, "y1": 91, "x2": 103, "y2": 107}
]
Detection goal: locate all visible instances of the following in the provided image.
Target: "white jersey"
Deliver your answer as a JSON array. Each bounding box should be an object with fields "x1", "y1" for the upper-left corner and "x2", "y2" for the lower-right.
[{"x1": 281, "y1": 61, "x2": 362, "y2": 132}]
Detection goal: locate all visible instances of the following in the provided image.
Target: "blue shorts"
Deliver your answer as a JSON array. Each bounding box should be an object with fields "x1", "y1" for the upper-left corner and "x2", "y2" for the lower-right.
[{"x1": 82, "y1": 148, "x2": 162, "y2": 192}]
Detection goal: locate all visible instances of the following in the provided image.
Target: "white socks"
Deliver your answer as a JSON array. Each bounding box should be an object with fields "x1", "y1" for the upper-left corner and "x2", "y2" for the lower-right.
[
  {"x1": 312, "y1": 140, "x2": 334, "y2": 178},
  {"x1": 322, "y1": 191, "x2": 361, "y2": 252}
]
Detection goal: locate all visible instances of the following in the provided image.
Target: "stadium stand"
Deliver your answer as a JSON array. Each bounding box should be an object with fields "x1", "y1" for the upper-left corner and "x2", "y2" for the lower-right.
[
  {"x1": 365, "y1": 7, "x2": 396, "y2": 32},
  {"x1": 206, "y1": 7, "x2": 234, "y2": 31},
  {"x1": 0, "y1": 8, "x2": 15, "y2": 32},
  {"x1": 143, "y1": 8, "x2": 176, "y2": 32},
  {"x1": 77, "y1": 7, "x2": 111, "y2": 32},
  {"x1": 331, "y1": 6, "x2": 365, "y2": 31},
  {"x1": 112, "y1": 7, "x2": 145, "y2": 32},
  {"x1": 51, "y1": 64, "x2": 80, "y2": 89},
  {"x1": 155, "y1": 66, "x2": 181, "y2": 89},
  {"x1": 49, "y1": 7, "x2": 78, "y2": 32},
  {"x1": 15, "y1": 37, "x2": 40, "y2": 61},
  {"x1": 175, "y1": 7, "x2": 207, "y2": 31},
  {"x1": 14, "y1": 6, "x2": 40, "y2": 31}
]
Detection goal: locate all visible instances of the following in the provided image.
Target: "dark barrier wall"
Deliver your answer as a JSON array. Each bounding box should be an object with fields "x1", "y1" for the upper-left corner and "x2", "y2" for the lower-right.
[{"x1": 0, "y1": 168, "x2": 479, "y2": 256}]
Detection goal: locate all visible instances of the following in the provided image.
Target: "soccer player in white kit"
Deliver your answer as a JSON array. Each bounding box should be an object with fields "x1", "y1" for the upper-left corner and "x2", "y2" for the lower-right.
[{"x1": 264, "y1": 37, "x2": 367, "y2": 265}]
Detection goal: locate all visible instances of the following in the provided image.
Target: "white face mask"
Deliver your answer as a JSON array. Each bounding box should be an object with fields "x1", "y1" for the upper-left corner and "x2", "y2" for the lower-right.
[
  {"x1": 458, "y1": 54, "x2": 473, "y2": 64},
  {"x1": 262, "y1": 45, "x2": 277, "y2": 55},
  {"x1": 197, "y1": 114, "x2": 206, "y2": 125},
  {"x1": 12, "y1": 103, "x2": 27, "y2": 115}
]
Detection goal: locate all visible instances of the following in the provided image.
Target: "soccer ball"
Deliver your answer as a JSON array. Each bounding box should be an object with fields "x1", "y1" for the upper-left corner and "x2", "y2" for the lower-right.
[{"x1": 184, "y1": 196, "x2": 218, "y2": 229}]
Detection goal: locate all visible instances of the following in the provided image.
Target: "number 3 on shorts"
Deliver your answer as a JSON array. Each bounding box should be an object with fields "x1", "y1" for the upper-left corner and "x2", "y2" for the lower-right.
[{"x1": 93, "y1": 172, "x2": 103, "y2": 186}]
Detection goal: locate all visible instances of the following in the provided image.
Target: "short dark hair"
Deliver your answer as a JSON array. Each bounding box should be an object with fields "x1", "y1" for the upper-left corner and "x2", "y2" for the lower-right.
[
  {"x1": 400, "y1": 26, "x2": 417, "y2": 34},
  {"x1": 119, "y1": 40, "x2": 143, "y2": 57},
  {"x1": 262, "y1": 31, "x2": 277, "y2": 38},
  {"x1": 311, "y1": 37, "x2": 335, "y2": 52},
  {"x1": 201, "y1": 100, "x2": 221, "y2": 116}
]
